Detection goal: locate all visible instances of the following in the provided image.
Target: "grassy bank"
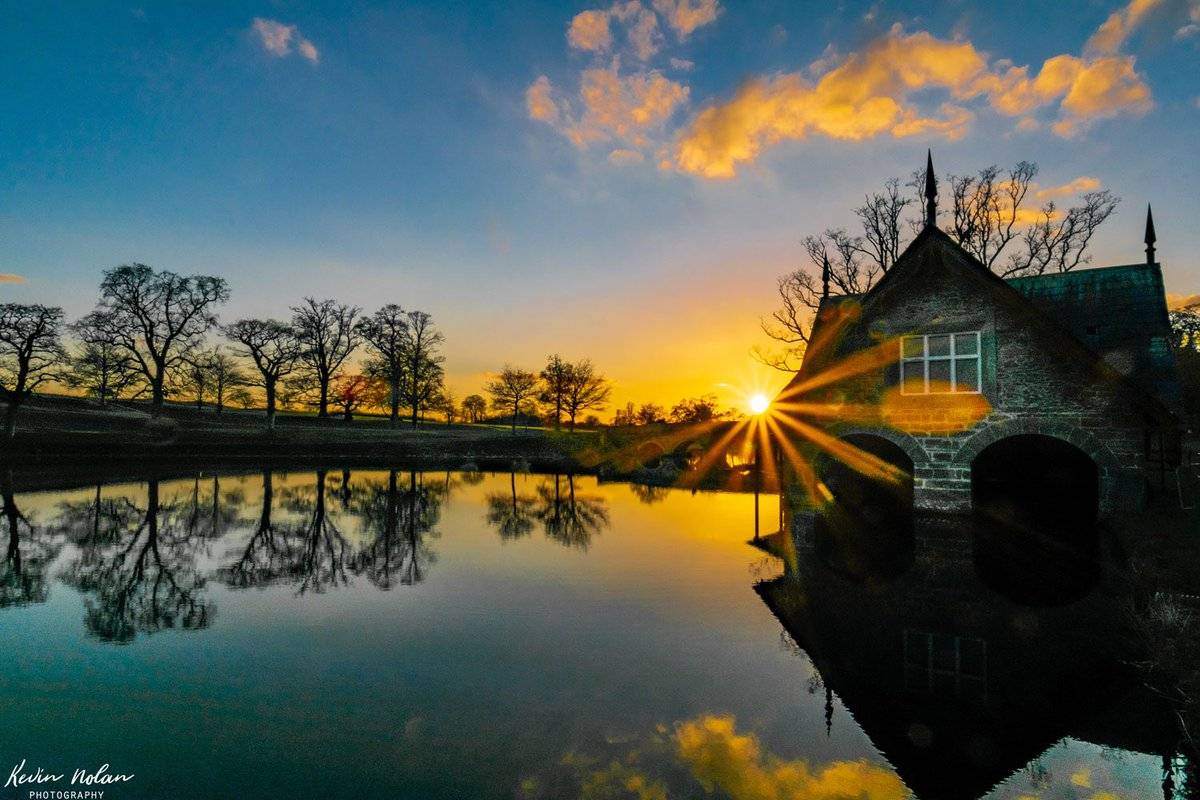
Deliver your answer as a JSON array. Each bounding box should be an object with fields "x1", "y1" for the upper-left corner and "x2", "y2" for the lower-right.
[{"x1": 0, "y1": 394, "x2": 579, "y2": 469}]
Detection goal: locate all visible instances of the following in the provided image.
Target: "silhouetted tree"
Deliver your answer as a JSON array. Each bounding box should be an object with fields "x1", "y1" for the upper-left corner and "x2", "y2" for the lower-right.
[
  {"x1": 0, "y1": 303, "x2": 65, "y2": 439},
  {"x1": 486, "y1": 366, "x2": 540, "y2": 432},
  {"x1": 399, "y1": 310, "x2": 445, "y2": 429},
  {"x1": 669, "y1": 395, "x2": 722, "y2": 424},
  {"x1": 437, "y1": 389, "x2": 456, "y2": 424},
  {"x1": 562, "y1": 359, "x2": 611, "y2": 432},
  {"x1": 184, "y1": 348, "x2": 246, "y2": 414},
  {"x1": 331, "y1": 372, "x2": 381, "y2": 421},
  {"x1": 67, "y1": 310, "x2": 139, "y2": 406},
  {"x1": 540, "y1": 355, "x2": 572, "y2": 430},
  {"x1": 291, "y1": 298, "x2": 360, "y2": 418},
  {"x1": 93, "y1": 264, "x2": 229, "y2": 409},
  {"x1": 635, "y1": 403, "x2": 666, "y2": 425},
  {"x1": 224, "y1": 318, "x2": 302, "y2": 429},
  {"x1": 612, "y1": 401, "x2": 637, "y2": 426},
  {"x1": 758, "y1": 161, "x2": 1118, "y2": 371},
  {"x1": 461, "y1": 394, "x2": 487, "y2": 423},
  {"x1": 356, "y1": 304, "x2": 409, "y2": 426}
]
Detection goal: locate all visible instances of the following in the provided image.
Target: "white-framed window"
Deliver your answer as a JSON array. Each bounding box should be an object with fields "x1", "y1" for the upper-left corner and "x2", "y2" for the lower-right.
[{"x1": 900, "y1": 331, "x2": 981, "y2": 394}]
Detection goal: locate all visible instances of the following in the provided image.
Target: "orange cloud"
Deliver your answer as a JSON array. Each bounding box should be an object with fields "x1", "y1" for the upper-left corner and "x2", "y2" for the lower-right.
[
  {"x1": 1086, "y1": 0, "x2": 1164, "y2": 55},
  {"x1": 675, "y1": 28, "x2": 984, "y2": 178},
  {"x1": 568, "y1": 9, "x2": 613, "y2": 52},
  {"x1": 528, "y1": 64, "x2": 688, "y2": 151},
  {"x1": 1035, "y1": 176, "x2": 1102, "y2": 200},
  {"x1": 675, "y1": 714, "x2": 907, "y2": 800},
  {"x1": 652, "y1": 0, "x2": 720, "y2": 38},
  {"x1": 674, "y1": 19, "x2": 1156, "y2": 177},
  {"x1": 526, "y1": 76, "x2": 559, "y2": 124},
  {"x1": 0, "y1": 274, "x2": 25, "y2": 284}
]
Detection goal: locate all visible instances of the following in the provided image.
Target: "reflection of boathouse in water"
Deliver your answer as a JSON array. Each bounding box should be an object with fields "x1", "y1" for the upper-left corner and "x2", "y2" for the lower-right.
[
  {"x1": 755, "y1": 526, "x2": 1187, "y2": 800},
  {"x1": 776, "y1": 154, "x2": 1182, "y2": 521}
]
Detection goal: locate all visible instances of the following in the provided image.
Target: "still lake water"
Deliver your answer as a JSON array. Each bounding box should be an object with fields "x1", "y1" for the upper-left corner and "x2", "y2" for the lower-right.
[{"x1": 0, "y1": 469, "x2": 1177, "y2": 799}]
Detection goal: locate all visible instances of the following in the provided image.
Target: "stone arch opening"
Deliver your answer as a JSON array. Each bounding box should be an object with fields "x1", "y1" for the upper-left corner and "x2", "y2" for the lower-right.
[
  {"x1": 972, "y1": 434, "x2": 1098, "y2": 528},
  {"x1": 814, "y1": 433, "x2": 915, "y2": 584},
  {"x1": 971, "y1": 434, "x2": 1101, "y2": 604}
]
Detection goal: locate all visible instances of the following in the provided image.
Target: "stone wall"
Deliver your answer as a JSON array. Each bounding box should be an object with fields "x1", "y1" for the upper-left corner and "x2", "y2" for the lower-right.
[{"x1": 803, "y1": 258, "x2": 1158, "y2": 517}]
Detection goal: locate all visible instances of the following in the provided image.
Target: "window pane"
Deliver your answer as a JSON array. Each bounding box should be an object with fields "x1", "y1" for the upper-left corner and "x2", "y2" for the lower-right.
[
  {"x1": 928, "y1": 359, "x2": 952, "y2": 390},
  {"x1": 956, "y1": 358, "x2": 979, "y2": 392},
  {"x1": 955, "y1": 332, "x2": 978, "y2": 355},
  {"x1": 901, "y1": 361, "x2": 925, "y2": 393},
  {"x1": 928, "y1": 334, "x2": 951, "y2": 357},
  {"x1": 902, "y1": 336, "x2": 925, "y2": 358}
]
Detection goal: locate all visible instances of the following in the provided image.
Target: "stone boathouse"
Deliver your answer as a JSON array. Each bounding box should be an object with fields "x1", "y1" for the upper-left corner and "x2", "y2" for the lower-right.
[{"x1": 777, "y1": 157, "x2": 1181, "y2": 520}]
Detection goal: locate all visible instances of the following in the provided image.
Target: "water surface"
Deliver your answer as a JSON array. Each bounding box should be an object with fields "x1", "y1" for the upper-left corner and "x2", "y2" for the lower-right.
[{"x1": 0, "y1": 469, "x2": 1177, "y2": 799}]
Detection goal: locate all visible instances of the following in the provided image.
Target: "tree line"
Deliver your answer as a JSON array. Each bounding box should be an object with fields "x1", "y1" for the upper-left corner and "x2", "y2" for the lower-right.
[{"x1": 0, "y1": 264, "x2": 447, "y2": 437}]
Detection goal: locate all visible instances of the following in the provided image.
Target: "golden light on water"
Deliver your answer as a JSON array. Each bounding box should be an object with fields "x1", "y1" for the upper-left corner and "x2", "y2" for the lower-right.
[{"x1": 748, "y1": 393, "x2": 770, "y2": 415}]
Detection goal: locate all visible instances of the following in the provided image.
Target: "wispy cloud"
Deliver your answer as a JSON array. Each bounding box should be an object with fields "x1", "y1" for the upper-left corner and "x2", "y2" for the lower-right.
[
  {"x1": 652, "y1": 0, "x2": 720, "y2": 38},
  {"x1": 531, "y1": 1, "x2": 712, "y2": 162},
  {"x1": 0, "y1": 274, "x2": 26, "y2": 284},
  {"x1": 251, "y1": 17, "x2": 320, "y2": 64},
  {"x1": 1035, "y1": 176, "x2": 1102, "y2": 200}
]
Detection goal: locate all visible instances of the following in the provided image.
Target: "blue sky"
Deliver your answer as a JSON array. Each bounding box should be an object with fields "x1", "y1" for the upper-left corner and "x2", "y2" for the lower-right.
[{"x1": 2, "y1": 1, "x2": 1198, "y2": 408}]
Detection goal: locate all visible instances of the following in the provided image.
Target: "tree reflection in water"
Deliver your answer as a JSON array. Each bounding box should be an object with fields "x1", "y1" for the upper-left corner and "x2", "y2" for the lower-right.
[
  {"x1": 485, "y1": 472, "x2": 537, "y2": 541},
  {"x1": 219, "y1": 469, "x2": 444, "y2": 593},
  {"x1": 351, "y1": 470, "x2": 443, "y2": 589},
  {"x1": 534, "y1": 474, "x2": 609, "y2": 549},
  {"x1": 485, "y1": 473, "x2": 609, "y2": 549},
  {"x1": 59, "y1": 479, "x2": 214, "y2": 643},
  {"x1": 0, "y1": 471, "x2": 62, "y2": 607}
]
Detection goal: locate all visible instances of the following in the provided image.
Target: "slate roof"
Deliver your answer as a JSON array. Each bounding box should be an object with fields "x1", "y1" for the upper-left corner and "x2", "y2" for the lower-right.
[{"x1": 1007, "y1": 263, "x2": 1181, "y2": 411}]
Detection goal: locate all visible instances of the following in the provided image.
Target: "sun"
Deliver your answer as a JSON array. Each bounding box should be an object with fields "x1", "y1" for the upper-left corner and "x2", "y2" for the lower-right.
[{"x1": 748, "y1": 393, "x2": 771, "y2": 415}]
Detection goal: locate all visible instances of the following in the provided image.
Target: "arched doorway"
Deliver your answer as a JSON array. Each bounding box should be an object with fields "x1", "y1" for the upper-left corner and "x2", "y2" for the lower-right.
[
  {"x1": 972, "y1": 434, "x2": 1100, "y2": 604},
  {"x1": 815, "y1": 434, "x2": 915, "y2": 583}
]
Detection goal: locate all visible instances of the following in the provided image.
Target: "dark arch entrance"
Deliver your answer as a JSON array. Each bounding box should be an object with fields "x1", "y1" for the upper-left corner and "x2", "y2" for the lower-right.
[
  {"x1": 814, "y1": 434, "x2": 915, "y2": 584},
  {"x1": 972, "y1": 434, "x2": 1100, "y2": 604}
]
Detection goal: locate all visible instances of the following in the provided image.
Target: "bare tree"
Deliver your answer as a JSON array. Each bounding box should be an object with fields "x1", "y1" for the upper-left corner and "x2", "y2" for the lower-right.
[
  {"x1": 562, "y1": 359, "x2": 611, "y2": 432},
  {"x1": 67, "y1": 310, "x2": 139, "y2": 407},
  {"x1": 854, "y1": 178, "x2": 911, "y2": 272},
  {"x1": 759, "y1": 160, "x2": 1118, "y2": 372},
  {"x1": 0, "y1": 304, "x2": 65, "y2": 439},
  {"x1": 331, "y1": 373, "x2": 380, "y2": 421},
  {"x1": 93, "y1": 264, "x2": 229, "y2": 410},
  {"x1": 291, "y1": 298, "x2": 360, "y2": 419},
  {"x1": 1002, "y1": 190, "x2": 1120, "y2": 277},
  {"x1": 224, "y1": 318, "x2": 301, "y2": 429},
  {"x1": 486, "y1": 366, "x2": 540, "y2": 432},
  {"x1": 437, "y1": 389, "x2": 457, "y2": 424},
  {"x1": 201, "y1": 349, "x2": 248, "y2": 414},
  {"x1": 948, "y1": 162, "x2": 1038, "y2": 270},
  {"x1": 461, "y1": 394, "x2": 486, "y2": 423},
  {"x1": 398, "y1": 310, "x2": 445, "y2": 429},
  {"x1": 539, "y1": 355, "x2": 572, "y2": 430},
  {"x1": 756, "y1": 228, "x2": 880, "y2": 372},
  {"x1": 356, "y1": 304, "x2": 408, "y2": 426}
]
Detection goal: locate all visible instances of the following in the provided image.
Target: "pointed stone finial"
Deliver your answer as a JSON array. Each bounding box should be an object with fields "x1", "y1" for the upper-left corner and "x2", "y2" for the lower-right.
[
  {"x1": 821, "y1": 254, "x2": 830, "y2": 299},
  {"x1": 1145, "y1": 204, "x2": 1157, "y2": 264},
  {"x1": 924, "y1": 149, "x2": 937, "y2": 229}
]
